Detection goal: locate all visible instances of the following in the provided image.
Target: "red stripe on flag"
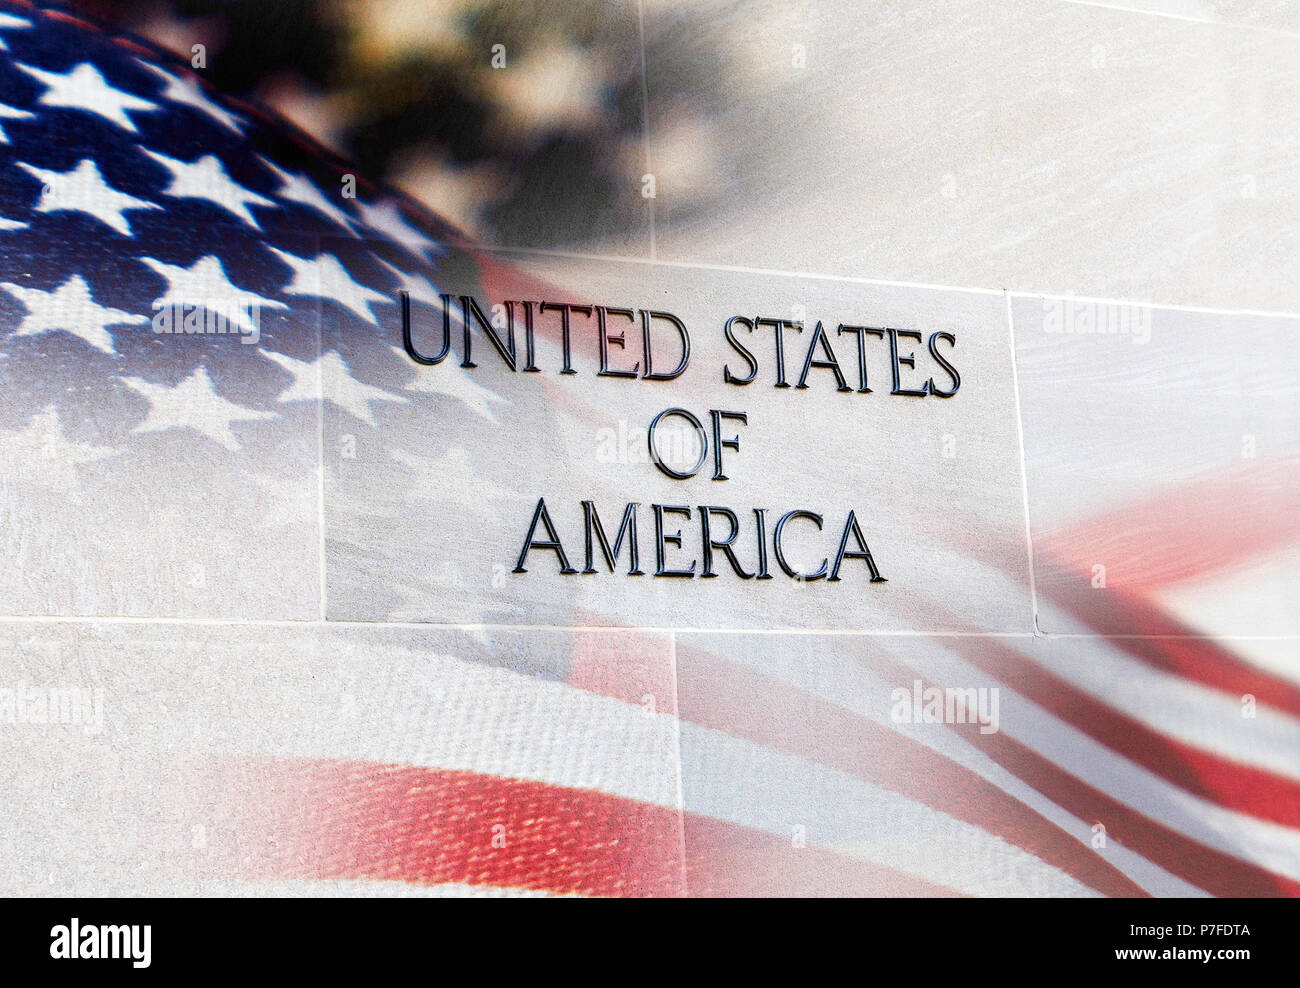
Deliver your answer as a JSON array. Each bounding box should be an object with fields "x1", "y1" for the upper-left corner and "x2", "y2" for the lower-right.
[
  {"x1": 205, "y1": 756, "x2": 960, "y2": 897},
  {"x1": 940, "y1": 633, "x2": 1300, "y2": 829},
  {"x1": 1048, "y1": 585, "x2": 1300, "y2": 720},
  {"x1": 1039, "y1": 455, "x2": 1300, "y2": 594},
  {"x1": 891, "y1": 670, "x2": 1300, "y2": 898},
  {"x1": 219, "y1": 757, "x2": 686, "y2": 896}
]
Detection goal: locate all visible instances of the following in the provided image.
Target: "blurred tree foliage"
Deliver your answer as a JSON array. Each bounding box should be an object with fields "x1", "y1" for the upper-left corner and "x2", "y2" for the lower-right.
[{"x1": 69, "y1": 0, "x2": 723, "y2": 247}]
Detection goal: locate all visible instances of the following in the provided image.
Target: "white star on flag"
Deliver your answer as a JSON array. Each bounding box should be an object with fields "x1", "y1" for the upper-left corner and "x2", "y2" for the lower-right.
[
  {"x1": 140, "y1": 254, "x2": 286, "y2": 335},
  {"x1": 386, "y1": 344, "x2": 507, "y2": 423},
  {"x1": 18, "y1": 158, "x2": 160, "y2": 236},
  {"x1": 375, "y1": 256, "x2": 444, "y2": 309},
  {"x1": 0, "y1": 12, "x2": 29, "y2": 51},
  {"x1": 260, "y1": 159, "x2": 357, "y2": 235},
  {"x1": 0, "y1": 406, "x2": 117, "y2": 500},
  {"x1": 0, "y1": 101, "x2": 34, "y2": 143},
  {"x1": 141, "y1": 149, "x2": 275, "y2": 229},
  {"x1": 17, "y1": 61, "x2": 157, "y2": 132},
  {"x1": 1, "y1": 273, "x2": 147, "y2": 354},
  {"x1": 0, "y1": 215, "x2": 25, "y2": 231},
  {"x1": 388, "y1": 445, "x2": 513, "y2": 511},
  {"x1": 267, "y1": 247, "x2": 388, "y2": 326},
  {"x1": 355, "y1": 199, "x2": 439, "y2": 258},
  {"x1": 120, "y1": 365, "x2": 276, "y2": 452},
  {"x1": 141, "y1": 62, "x2": 242, "y2": 133},
  {"x1": 262, "y1": 349, "x2": 406, "y2": 428}
]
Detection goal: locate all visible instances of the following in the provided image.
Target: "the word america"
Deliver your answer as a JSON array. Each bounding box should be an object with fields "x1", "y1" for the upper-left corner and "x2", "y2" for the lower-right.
[{"x1": 513, "y1": 498, "x2": 886, "y2": 583}]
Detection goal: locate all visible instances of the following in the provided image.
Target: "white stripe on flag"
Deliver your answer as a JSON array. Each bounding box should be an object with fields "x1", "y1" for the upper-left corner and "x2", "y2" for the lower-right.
[{"x1": 678, "y1": 720, "x2": 1100, "y2": 897}]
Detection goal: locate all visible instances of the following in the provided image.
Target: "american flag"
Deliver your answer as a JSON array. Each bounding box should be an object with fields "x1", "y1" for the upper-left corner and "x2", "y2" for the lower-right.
[{"x1": 0, "y1": 1, "x2": 1296, "y2": 898}]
